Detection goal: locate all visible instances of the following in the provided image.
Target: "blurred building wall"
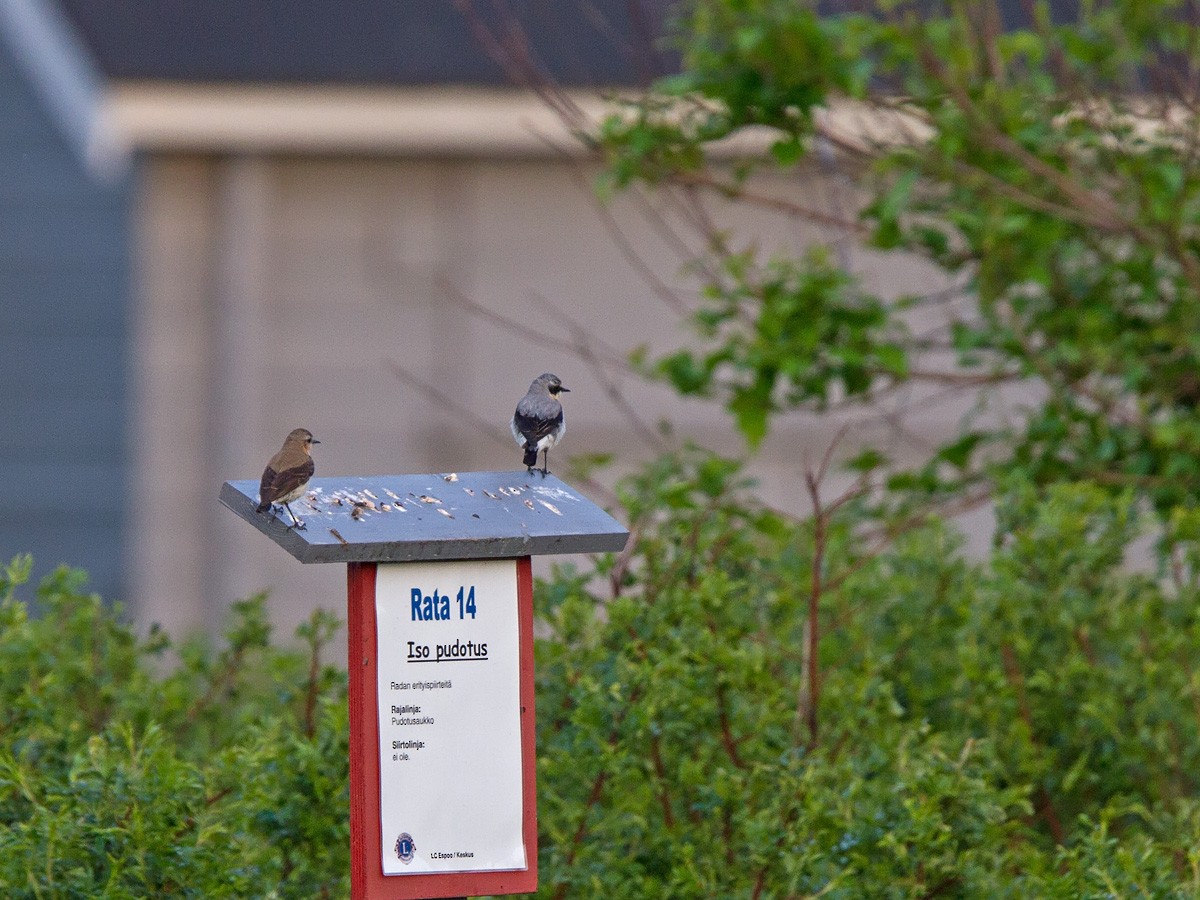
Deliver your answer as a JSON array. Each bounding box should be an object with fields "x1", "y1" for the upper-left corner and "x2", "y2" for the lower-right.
[
  {"x1": 0, "y1": 3, "x2": 992, "y2": 648},
  {"x1": 0, "y1": 38, "x2": 130, "y2": 601},
  {"x1": 128, "y1": 148, "x2": 965, "y2": 642}
]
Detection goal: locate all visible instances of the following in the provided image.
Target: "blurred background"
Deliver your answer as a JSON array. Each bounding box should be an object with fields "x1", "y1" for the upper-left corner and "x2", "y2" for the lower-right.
[{"x1": 0, "y1": 0, "x2": 965, "y2": 640}]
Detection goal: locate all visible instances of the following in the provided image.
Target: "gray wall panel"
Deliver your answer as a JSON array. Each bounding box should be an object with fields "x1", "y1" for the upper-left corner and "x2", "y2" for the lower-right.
[{"x1": 0, "y1": 42, "x2": 131, "y2": 602}]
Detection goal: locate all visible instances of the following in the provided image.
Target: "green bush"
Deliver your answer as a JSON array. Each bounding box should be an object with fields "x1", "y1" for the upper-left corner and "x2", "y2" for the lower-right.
[
  {"x1": 0, "y1": 556, "x2": 348, "y2": 898},
  {"x1": 4, "y1": 457, "x2": 1200, "y2": 896},
  {"x1": 534, "y1": 452, "x2": 1200, "y2": 897}
]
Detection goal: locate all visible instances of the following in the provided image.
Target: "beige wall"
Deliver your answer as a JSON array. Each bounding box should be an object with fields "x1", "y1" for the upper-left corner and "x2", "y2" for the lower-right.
[{"x1": 130, "y1": 150, "x2": 969, "y2": 644}]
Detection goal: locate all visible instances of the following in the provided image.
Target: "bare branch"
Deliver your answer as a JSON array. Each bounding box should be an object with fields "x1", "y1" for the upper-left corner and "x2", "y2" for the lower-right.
[
  {"x1": 575, "y1": 179, "x2": 697, "y2": 316},
  {"x1": 672, "y1": 170, "x2": 870, "y2": 233},
  {"x1": 436, "y1": 277, "x2": 630, "y2": 373},
  {"x1": 385, "y1": 358, "x2": 515, "y2": 452},
  {"x1": 386, "y1": 358, "x2": 622, "y2": 506},
  {"x1": 816, "y1": 423, "x2": 853, "y2": 486},
  {"x1": 528, "y1": 291, "x2": 671, "y2": 453}
]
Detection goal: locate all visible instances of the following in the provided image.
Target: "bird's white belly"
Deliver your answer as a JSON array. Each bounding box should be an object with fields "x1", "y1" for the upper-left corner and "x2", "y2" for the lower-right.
[
  {"x1": 277, "y1": 482, "x2": 308, "y2": 505},
  {"x1": 537, "y1": 421, "x2": 565, "y2": 451}
]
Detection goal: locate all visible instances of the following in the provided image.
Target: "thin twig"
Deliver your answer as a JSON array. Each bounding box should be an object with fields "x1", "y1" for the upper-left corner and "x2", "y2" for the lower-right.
[
  {"x1": 436, "y1": 277, "x2": 629, "y2": 372},
  {"x1": 385, "y1": 359, "x2": 515, "y2": 452},
  {"x1": 794, "y1": 426, "x2": 852, "y2": 749},
  {"x1": 1000, "y1": 642, "x2": 1067, "y2": 844},
  {"x1": 558, "y1": 154, "x2": 696, "y2": 316},
  {"x1": 672, "y1": 170, "x2": 870, "y2": 233},
  {"x1": 385, "y1": 358, "x2": 622, "y2": 506},
  {"x1": 799, "y1": 466, "x2": 826, "y2": 750},
  {"x1": 303, "y1": 629, "x2": 321, "y2": 739},
  {"x1": 528, "y1": 290, "x2": 670, "y2": 453}
]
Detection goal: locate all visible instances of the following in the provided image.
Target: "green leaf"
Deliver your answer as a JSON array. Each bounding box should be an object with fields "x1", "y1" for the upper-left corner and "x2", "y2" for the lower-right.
[
  {"x1": 770, "y1": 136, "x2": 805, "y2": 166},
  {"x1": 936, "y1": 433, "x2": 983, "y2": 470},
  {"x1": 847, "y1": 448, "x2": 890, "y2": 472},
  {"x1": 729, "y1": 382, "x2": 772, "y2": 448}
]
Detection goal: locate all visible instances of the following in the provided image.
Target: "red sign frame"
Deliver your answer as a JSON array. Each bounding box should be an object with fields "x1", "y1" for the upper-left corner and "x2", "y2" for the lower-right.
[{"x1": 347, "y1": 558, "x2": 539, "y2": 899}]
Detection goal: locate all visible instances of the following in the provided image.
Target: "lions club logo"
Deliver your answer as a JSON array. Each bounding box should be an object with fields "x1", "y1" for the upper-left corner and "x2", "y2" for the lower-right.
[{"x1": 395, "y1": 832, "x2": 416, "y2": 864}]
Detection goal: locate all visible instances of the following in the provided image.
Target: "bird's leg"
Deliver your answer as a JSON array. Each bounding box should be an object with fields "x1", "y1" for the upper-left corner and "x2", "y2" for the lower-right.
[
  {"x1": 541, "y1": 448, "x2": 550, "y2": 476},
  {"x1": 284, "y1": 502, "x2": 305, "y2": 529}
]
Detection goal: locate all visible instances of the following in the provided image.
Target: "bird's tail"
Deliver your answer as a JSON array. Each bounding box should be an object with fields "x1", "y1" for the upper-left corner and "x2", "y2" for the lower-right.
[{"x1": 523, "y1": 444, "x2": 539, "y2": 467}]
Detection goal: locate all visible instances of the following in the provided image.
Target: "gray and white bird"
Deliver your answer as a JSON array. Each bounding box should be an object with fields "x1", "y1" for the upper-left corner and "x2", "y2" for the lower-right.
[
  {"x1": 511, "y1": 373, "x2": 569, "y2": 475},
  {"x1": 256, "y1": 427, "x2": 319, "y2": 528}
]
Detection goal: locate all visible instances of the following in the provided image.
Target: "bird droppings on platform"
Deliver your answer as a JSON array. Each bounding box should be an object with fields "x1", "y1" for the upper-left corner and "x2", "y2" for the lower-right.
[{"x1": 220, "y1": 471, "x2": 629, "y2": 563}]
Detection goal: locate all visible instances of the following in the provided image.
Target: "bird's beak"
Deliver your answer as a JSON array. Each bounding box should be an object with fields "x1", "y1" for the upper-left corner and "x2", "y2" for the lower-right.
[
  {"x1": 560, "y1": 386, "x2": 571, "y2": 393},
  {"x1": 311, "y1": 439, "x2": 321, "y2": 444}
]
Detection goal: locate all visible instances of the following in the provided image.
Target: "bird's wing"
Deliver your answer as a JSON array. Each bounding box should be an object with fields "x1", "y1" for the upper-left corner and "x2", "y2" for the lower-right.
[
  {"x1": 513, "y1": 399, "x2": 563, "y2": 446},
  {"x1": 260, "y1": 455, "x2": 314, "y2": 504}
]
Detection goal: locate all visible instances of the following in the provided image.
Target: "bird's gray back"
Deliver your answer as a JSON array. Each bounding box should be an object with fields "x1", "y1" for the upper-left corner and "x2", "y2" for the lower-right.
[{"x1": 517, "y1": 392, "x2": 562, "y2": 420}]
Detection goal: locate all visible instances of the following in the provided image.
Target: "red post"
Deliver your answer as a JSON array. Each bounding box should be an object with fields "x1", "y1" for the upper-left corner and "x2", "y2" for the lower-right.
[{"x1": 347, "y1": 558, "x2": 538, "y2": 899}]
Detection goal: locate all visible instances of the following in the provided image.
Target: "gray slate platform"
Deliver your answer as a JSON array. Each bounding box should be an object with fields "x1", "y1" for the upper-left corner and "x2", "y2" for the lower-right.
[{"x1": 220, "y1": 471, "x2": 629, "y2": 564}]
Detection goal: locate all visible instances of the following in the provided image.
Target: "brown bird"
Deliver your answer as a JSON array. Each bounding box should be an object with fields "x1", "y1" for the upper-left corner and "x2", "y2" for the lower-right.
[{"x1": 256, "y1": 428, "x2": 319, "y2": 528}]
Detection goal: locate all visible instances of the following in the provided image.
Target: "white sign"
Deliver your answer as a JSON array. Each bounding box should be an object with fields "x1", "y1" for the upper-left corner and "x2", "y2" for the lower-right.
[{"x1": 375, "y1": 559, "x2": 526, "y2": 876}]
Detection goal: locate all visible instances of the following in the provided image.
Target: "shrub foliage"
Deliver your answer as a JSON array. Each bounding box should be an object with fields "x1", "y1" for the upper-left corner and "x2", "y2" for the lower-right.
[
  {"x1": 535, "y1": 456, "x2": 1200, "y2": 897},
  {"x1": 5, "y1": 461, "x2": 1200, "y2": 895},
  {"x1": 0, "y1": 557, "x2": 348, "y2": 898}
]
